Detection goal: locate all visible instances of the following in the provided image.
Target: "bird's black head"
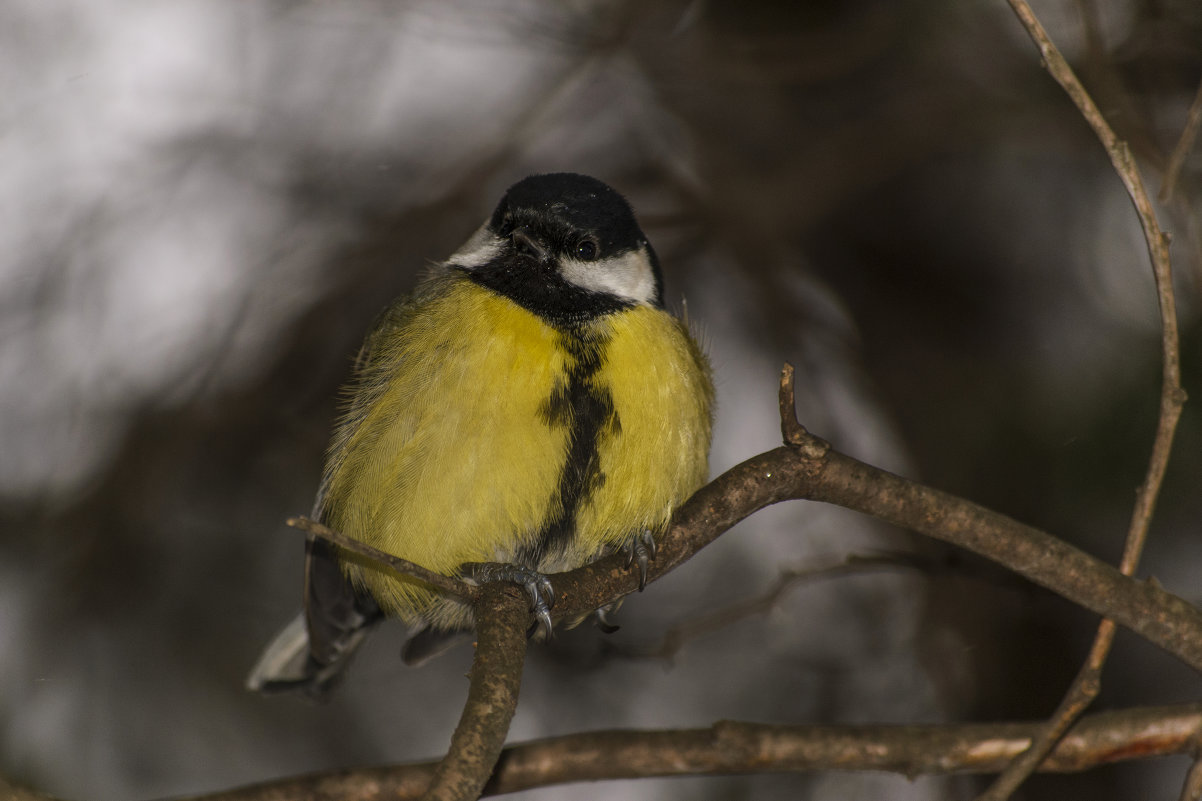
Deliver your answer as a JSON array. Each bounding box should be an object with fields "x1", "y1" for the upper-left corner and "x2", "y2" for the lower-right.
[{"x1": 451, "y1": 173, "x2": 664, "y2": 328}]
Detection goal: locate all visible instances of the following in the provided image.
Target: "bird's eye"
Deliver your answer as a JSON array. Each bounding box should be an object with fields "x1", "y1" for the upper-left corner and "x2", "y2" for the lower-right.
[{"x1": 575, "y1": 238, "x2": 599, "y2": 261}]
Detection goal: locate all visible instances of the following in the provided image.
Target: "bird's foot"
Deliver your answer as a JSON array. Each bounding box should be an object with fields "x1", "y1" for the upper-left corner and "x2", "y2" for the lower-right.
[
  {"x1": 462, "y1": 562, "x2": 555, "y2": 640},
  {"x1": 592, "y1": 603, "x2": 622, "y2": 633},
  {"x1": 622, "y1": 529, "x2": 658, "y2": 591}
]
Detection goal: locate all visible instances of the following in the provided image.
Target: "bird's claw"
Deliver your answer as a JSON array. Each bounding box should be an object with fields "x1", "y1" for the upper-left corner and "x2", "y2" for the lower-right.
[
  {"x1": 525, "y1": 574, "x2": 554, "y2": 639},
  {"x1": 462, "y1": 562, "x2": 555, "y2": 640},
  {"x1": 623, "y1": 529, "x2": 658, "y2": 591},
  {"x1": 593, "y1": 603, "x2": 621, "y2": 633}
]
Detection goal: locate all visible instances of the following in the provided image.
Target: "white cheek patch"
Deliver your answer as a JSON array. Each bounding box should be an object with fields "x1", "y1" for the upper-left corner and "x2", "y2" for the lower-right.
[
  {"x1": 447, "y1": 223, "x2": 503, "y2": 269},
  {"x1": 560, "y1": 248, "x2": 657, "y2": 305}
]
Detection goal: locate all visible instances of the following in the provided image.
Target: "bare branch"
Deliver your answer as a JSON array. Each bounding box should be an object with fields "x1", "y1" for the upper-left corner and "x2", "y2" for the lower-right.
[
  {"x1": 158, "y1": 703, "x2": 1202, "y2": 800},
  {"x1": 612, "y1": 552, "x2": 923, "y2": 662},
  {"x1": 977, "y1": 619, "x2": 1117, "y2": 801},
  {"x1": 286, "y1": 516, "x2": 479, "y2": 602},
  {"x1": 288, "y1": 363, "x2": 1202, "y2": 681},
  {"x1": 1006, "y1": 0, "x2": 1184, "y2": 593},
  {"x1": 422, "y1": 582, "x2": 529, "y2": 801},
  {"x1": 550, "y1": 412, "x2": 1202, "y2": 676},
  {"x1": 482, "y1": 704, "x2": 1202, "y2": 792},
  {"x1": 975, "y1": 3, "x2": 1189, "y2": 797},
  {"x1": 778, "y1": 362, "x2": 808, "y2": 446},
  {"x1": 1162, "y1": 77, "x2": 1202, "y2": 203}
]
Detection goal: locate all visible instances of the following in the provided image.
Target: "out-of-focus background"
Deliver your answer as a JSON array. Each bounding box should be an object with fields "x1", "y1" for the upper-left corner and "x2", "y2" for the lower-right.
[{"x1": 2, "y1": 1, "x2": 1200, "y2": 799}]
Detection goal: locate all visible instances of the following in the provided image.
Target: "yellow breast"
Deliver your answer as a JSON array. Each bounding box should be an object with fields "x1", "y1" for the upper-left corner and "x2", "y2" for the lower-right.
[
  {"x1": 566, "y1": 306, "x2": 714, "y2": 564},
  {"x1": 321, "y1": 275, "x2": 713, "y2": 627}
]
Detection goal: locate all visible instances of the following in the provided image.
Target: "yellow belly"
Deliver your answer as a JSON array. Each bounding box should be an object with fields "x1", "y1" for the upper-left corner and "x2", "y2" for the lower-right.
[
  {"x1": 564, "y1": 305, "x2": 713, "y2": 563},
  {"x1": 320, "y1": 275, "x2": 712, "y2": 628}
]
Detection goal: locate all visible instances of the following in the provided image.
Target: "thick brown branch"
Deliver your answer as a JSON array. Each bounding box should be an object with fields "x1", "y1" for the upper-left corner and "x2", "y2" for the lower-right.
[
  {"x1": 422, "y1": 583, "x2": 529, "y2": 801},
  {"x1": 160, "y1": 703, "x2": 1202, "y2": 800},
  {"x1": 288, "y1": 385, "x2": 1202, "y2": 678},
  {"x1": 484, "y1": 704, "x2": 1202, "y2": 792},
  {"x1": 551, "y1": 435, "x2": 1202, "y2": 673}
]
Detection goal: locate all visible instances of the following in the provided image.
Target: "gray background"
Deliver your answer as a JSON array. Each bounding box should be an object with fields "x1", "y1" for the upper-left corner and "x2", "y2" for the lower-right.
[{"x1": 2, "y1": 1, "x2": 1200, "y2": 799}]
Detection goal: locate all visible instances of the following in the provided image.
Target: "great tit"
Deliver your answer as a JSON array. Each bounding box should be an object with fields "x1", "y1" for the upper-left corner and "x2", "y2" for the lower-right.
[{"x1": 247, "y1": 173, "x2": 714, "y2": 696}]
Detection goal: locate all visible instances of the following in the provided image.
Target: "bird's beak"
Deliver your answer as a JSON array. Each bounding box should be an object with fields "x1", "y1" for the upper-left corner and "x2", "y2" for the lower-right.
[{"x1": 510, "y1": 226, "x2": 553, "y2": 266}]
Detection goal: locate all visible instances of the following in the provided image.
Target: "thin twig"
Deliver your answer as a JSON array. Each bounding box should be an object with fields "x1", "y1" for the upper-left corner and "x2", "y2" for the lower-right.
[
  {"x1": 1179, "y1": 746, "x2": 1202, "y2": 801},
  {"x1": 779, "y1": 362, "x2": 808, "y2": 445},
  {"x1": 422, "y1": 582, "x2": 529, "y2": 801},
  {"x1": 1002, "y1": 0, "x2": 1181, "y2": 427},
  {"x1": 160, "y1": 703, "x2": 1202, "y2": 800},
  {"x1": 615, "y1": 552, "x2": 923, "y2": 662},
  {"x1": 1162, "y1": 77, "x2": 1202, "y2": 203},
  {"x1": 286, "y1": 516, "x2": 480, "y2": 602},
  {"x1": 779, "y1": 361, "x2": 830, "y2": 462},
  {"x1": 976, "y1": 4, "x2": 1187, "y2": 798},
  {"x1": 977, "y1": 619, "x2": 1116, "y2": 801}
]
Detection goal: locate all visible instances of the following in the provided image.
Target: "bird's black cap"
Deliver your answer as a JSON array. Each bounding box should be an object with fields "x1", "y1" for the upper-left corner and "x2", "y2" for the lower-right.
[
  {"x1": 490, "y1": 173, "x2": 652, "y2": 262},
  {"x1": 465, "y1": 173, "x2": 665, "y2": 326}
]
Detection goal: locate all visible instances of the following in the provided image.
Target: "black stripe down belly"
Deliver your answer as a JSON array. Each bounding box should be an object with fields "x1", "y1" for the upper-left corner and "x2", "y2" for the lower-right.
[{"x1": 526, "y1": 326, "x2": 621, "y2": 565}]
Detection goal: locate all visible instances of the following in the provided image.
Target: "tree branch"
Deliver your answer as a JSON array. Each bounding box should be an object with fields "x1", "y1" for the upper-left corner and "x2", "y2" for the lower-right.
[
  {"x1": 286, "y1": 516, "x2": 479, "y2": 602},
  {"x1": 608, "y1": 552, "x2": 925, "y2": 662},
  {"x1": 547, "y1": 368, "x2": 1202, "y2": 674},
  {"x1": 1161, "y1": 76, "x2": 1202, "y2": 204},
  {"x1": 286, "y1": 366, "x2": 1197, "y2": 678},
  {"x1": 974, "y1": 3, "x2": 1189, "y2": 797},
  {"x1": 1179, "y1": 746, "x2": 1202, "y2": 801},
  {"x1": 292, "y1": 359, "x2": 1202, "y2": 679},
  {"x1": 155, "y1": 703, "x2": 1202, "y2": 800},
  {"x1": 291, "y1": 365, "x2": 1202, "y2": 689},
  {"x1": 421, "y1": 582, "x2": 529, "y2": 801}
]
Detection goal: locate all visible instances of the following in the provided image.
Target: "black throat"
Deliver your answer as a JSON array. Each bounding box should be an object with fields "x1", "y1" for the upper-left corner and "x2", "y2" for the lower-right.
[{"x1": 459, "y1": 260, "x2": 633, "y2": 328}]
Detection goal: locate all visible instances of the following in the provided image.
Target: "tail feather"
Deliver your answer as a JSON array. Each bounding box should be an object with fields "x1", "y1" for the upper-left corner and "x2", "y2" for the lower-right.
[
  {"x1": 245, "y1": 534, "x2": 380, "y2": 699},
  {"x1": 245, "y1": 613, "x2": 312, "y2": 691}
]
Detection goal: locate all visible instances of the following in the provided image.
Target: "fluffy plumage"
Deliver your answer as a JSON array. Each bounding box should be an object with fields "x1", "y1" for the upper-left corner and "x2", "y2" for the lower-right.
[{"x1": 247, "y1": 173, "x2": 713, "y2": 695}]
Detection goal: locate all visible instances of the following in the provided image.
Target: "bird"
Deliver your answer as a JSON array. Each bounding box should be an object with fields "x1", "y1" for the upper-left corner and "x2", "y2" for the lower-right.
[{"x1": 246, "y1": 172, "x2": 714, "y2": 697}]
